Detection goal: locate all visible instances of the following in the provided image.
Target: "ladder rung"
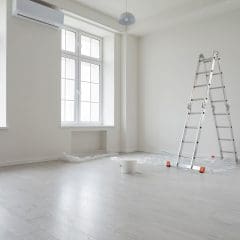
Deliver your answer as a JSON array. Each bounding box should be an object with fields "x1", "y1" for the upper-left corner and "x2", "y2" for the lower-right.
[
  {"x1": 179, "y1": 155, "x2": 191, "y2": 159},
  {"x1": 216, "y1": 126, "x2": 231, "y2": 129},
  {"x1": 212, "y1": 72, "x2": 223, "y2": 76},
  {"x1": 189, "y1": 112, "x2": 203, "y2": 115},
  {"x1": 219, "y1": 138, "x2": 233, "y2": 142},
  {"x1": 211, "y1": 100, "x2": 227, "y2": 103},
  {"x1": 214, "y1": 113, "x2": 229, "y2": 116},
  {"x1": 194, "y1": 84, "x2": 208, "y2": 88},
  {"x1": 182, "y1": 141, "x2": 195, "y2": 144},
  {"x1": 197, "y1": 70, "x2": 212, "y2": 75},
  {"x1": 185, "y1": 126, "x2": 198, "y2": 129},
  {"x1": 199, "y1": 57, "x2": 220, "y2": 63},
  {"x1": 221, "y1": 150, "x2": 236, "y2": 154},
  {"x1": 200, "y1": 57, "x2": 213, "y2": 63},
  {"x1": 210, "y1": 86, "x2": 225, "y2": 90},
  {"x1": 203, "y1": 72, "x2": 223, "y2": 76},
  {"x1": 191, "y1": 98, "x2": 205, "y2": 101},
  {"x1": 196, "y1": 71, "x2": 222, "y2": 76}
]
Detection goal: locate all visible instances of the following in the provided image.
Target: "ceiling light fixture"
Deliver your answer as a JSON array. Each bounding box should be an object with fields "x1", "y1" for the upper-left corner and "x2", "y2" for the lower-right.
[{"x1": 118, "y1": 0, "x2": 136, "y2": 26}]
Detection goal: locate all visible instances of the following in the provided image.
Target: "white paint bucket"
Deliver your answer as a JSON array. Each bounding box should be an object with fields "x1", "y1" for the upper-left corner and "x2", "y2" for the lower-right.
[{"x1": 120, "y1": 160, "x2": 137, "y2": 174}]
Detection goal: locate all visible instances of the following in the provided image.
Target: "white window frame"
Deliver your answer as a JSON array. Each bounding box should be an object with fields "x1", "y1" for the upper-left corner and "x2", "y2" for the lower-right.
[{"x1": 61, "y1": 27, "x2": 103, "y2": 126}]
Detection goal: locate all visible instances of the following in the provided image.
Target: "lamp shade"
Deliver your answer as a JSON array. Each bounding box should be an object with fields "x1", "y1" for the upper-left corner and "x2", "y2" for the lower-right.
[{"x1": 118, "y1": 12, "x2": 136, "y2": 26}]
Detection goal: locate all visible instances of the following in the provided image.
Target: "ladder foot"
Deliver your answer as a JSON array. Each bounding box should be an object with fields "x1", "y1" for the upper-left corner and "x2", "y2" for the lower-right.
[
  {"x1": 166, "y1": 161, "x2": 171, "y2": 168},
  {"x1": 199, "y1": 166, "x2": 206, "y2": 173}
]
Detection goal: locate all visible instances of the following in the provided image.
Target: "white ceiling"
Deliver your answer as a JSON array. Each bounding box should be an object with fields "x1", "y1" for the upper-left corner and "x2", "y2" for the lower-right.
[
  {"x1": 73, "y1": 0, "x2": 240, "y2": 35},
  {"x1": 74, "y1": 0, "x2": 190, "y2": 20}
]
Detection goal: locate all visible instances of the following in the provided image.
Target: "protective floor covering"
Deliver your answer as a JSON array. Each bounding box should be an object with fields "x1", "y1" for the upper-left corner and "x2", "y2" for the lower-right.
[{"x1": 112, "y1": 152, "x2": 239, "y2": 174}]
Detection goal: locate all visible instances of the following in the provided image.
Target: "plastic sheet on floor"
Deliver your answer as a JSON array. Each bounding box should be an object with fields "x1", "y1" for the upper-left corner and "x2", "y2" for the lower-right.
[
  {"x1": 112, "y1": 152, "x2": 239, "y2": 173},
  {"x1": 62, "y1": 152, "x2": 118, "y2": 163}
]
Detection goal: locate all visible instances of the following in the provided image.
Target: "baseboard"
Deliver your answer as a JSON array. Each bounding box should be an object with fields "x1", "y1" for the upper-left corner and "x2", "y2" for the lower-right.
[
  {"x1": 0, "y1": 155, "x2": 60, "y2": 168},
  {"x1": 0, "y1": 152, "x2": 119, "y2": 168},
  {"x1": 120, "y1": 148, "x2": 138, "y2": 153}
]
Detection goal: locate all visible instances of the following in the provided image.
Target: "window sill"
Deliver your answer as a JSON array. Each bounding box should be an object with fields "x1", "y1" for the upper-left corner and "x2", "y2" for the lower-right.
[{"x1": 60, "y1": 124, "x2": 115, "y2": 131}]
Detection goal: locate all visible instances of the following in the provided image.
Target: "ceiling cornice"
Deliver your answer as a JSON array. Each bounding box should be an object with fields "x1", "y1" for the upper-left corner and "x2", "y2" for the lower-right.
[
  {"x1": 129, "y1": 0, "x2": 240, "y2": 36},
  {"x1": 47, "y1": 0, "x2": 125, "y2": 32}
]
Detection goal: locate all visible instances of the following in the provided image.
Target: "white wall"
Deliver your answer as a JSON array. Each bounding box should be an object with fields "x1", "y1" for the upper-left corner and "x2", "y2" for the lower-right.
[
  {"x1": 0, "y1": 0, "x2": 124, "y2": 165},
  {"x1": 139, "y1": 10, "x2": 240, "y2": 157}
]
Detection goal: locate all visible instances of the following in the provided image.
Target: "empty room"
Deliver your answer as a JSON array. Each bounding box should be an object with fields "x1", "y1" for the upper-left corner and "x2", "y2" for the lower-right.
[{"x1": 1, "y1": 0, "x2": 240, "y2": 239}]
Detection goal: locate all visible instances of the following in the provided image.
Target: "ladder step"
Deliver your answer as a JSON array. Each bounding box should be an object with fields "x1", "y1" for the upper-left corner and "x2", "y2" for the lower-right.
[
  {"x1": 179, "y1": 155, "x2": 191, "y2": 159},
  {"x1": 219, "y1": 138, "x2": 233, "y2": 142},
  {"x1": 188, "y1": 112, "x2": 203, "y2": 115},
  {"x1": 194, "y1": 84, "x2": 208, "y2": 88},
  {"x1": 197, "y1": 70, "x2": 212, "y2": 75},
  {"x1": 182, "y1": 141, "x2": 195, "y2": 144},
  {"x1": 212, "y1": 72, "x2": 223, "y2": 76},
  {"x1": 199, "y1": 72, "x2": 223, "y2": 76},
  {"x1": 200, "y1": 57, "x2": 213, "y2": 63},
  {"x1": 214, "y1": 113, "x2": 229, "y2": 116},
  {"x1": 216, "y1": 126, "x2": 231, "y2": 129},
  {"x1": 211, "y1": 100, "x2": 227, "y2": 103},
  {"x1": 191, "y1": 98, "x2": 205, "y2": 102},
  {"x1": 221, "y1": 150, "x2": 236, "y2": 154},
  {"x1": 199, "y1": 57, "x2": 221, "y2": 63},
  {"x1": 196, "y1": 71, "x2": 222, "y2": 76},
  {"x1": 210, "y1": 86, "x2": 225, "y2": 90},
  {"x1": 185, "y1": 126, "x2": 198, "y2": 129}
]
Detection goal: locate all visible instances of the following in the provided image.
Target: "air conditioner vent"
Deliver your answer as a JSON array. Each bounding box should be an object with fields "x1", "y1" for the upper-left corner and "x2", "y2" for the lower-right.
[
  {"x1": 12, "y1": 0, "x2": 64, "y2": 28},
  {"x1": 30, "y1": 0, "x2": 57, "y2": 10}
]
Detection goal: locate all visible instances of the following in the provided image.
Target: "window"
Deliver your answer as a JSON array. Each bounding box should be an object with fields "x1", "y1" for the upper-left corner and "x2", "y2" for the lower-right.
[{"x1": 61, "y1": 29, "x2": 102, "y2": 125}]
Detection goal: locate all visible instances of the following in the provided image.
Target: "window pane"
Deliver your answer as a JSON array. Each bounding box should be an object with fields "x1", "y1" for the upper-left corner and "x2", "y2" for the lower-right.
[
  {"x1": 91, "y1": 39, "x2": 100, "y2": 58},
  {"x1": 91, "y1": 64, "x2": 99, "y2": 83},
  {"x1": 66, "y1": 30, "x2": 76, "y2": 53},
  {"x1": 81, "y1": 82, "x2": 90, "y2": 102},
  {"x1": 65, "y1": 101, "x2": 75, "y2": 122},
  {"x1": 81, "y1": 62, "x2": 90, "y2": 82},
  {"x1": 81, "y1": 36, "x2": 91, "y2": 56},
  {"x1": 81, "y1": 102, "x2": 90, "y2": 122},
  {"x1": 61, "y1": 58, "x2": 66, "y2": 78},
  {"x1": 66, "y1": 58, "x2": 75, "y2": 79},
  {"x1": 91, "y1": 103, "x2": 99, "y2": 122},
  {"x1": 91, "y1": 83, "x2": 99, "y2": 102},
  {"x1": 61, "y1": 30, "x2": 66, "y2": 51},
  {"x1": 66, "y1": 80, "x2": 75, "y2": 101}
]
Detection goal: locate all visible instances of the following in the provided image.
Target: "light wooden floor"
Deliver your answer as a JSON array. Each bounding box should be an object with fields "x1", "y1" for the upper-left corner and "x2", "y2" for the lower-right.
[{"x1": 0, "y1": 156, "x2": 240, "y2": 240}]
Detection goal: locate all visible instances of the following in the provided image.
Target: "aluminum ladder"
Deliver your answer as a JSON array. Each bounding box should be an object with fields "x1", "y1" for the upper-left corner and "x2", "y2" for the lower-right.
[{"x1": 177, "y1": 51, "x2": 238, "y2": 169}]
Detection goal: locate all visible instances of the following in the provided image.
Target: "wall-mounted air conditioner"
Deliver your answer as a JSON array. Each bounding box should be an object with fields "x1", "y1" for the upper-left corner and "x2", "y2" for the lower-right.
[{"x1": 12, "y1": 0, "x2": 64, "y2": 28}]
